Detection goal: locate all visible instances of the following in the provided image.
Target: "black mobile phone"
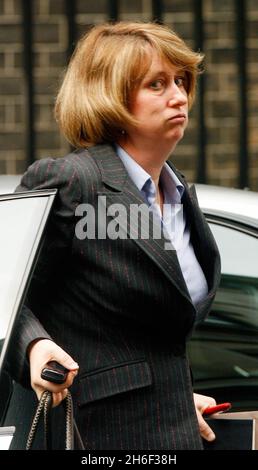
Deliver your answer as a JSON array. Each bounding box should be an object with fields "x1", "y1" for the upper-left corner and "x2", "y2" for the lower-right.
[{"x1": 41, "y1": 361, "x2": 69, "y2": 384}]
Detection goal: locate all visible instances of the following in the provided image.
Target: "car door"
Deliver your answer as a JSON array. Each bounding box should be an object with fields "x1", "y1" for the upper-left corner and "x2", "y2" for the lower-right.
[
  {"x1": 0, "y1": 189, "x2": 56, "y2": 449},
  {"x1": 188, "y1": 216, "x2": 258, "y2": 410}
]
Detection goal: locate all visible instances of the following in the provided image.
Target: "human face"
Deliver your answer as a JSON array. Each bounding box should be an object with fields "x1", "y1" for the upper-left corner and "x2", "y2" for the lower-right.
[{"x1": 127, "y1": 52, "x2": 189, "y2": 153}]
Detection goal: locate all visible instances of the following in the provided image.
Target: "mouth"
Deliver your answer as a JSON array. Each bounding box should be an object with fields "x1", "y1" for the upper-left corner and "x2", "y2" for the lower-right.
[{"x1": 168, "y1": 113, "x2": 187, "y2": 122}]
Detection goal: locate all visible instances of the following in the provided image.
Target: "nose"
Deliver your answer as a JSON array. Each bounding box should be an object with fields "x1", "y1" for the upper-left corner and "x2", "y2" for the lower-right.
[{"x1": 167, "y1": 82, "x2": 188, "y2": 107}]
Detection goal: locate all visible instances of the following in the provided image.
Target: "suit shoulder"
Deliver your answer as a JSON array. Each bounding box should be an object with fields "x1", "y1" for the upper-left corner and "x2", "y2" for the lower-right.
[
  {"x1": 65, "y1": 148, "x2": 103, "y2": 198},
  {"x1": 18, "y1": 154, "x2": 75, "y2": 184},
  {"x1": 17, "y1": 146, "x2": 99, "y2": 189},
  {"x1": 16, "y1": 154, "x2": 84, "y2": 206},
  {"x1": 65, "y1": 148, "x2": 101, "y2": 178}
]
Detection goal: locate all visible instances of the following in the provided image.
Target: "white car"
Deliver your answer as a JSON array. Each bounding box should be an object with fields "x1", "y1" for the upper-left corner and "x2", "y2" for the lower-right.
[
  {"x1": 189, "y1": 184, "x2": 258, "y2": 410},
  {"x1": 0, "y1": 175, "x2": 21, "y2": 195}
]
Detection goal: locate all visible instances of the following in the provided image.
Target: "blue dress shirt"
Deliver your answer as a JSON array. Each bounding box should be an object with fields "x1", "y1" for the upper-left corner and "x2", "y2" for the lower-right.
[{"x1": 116, "y1": 144, "x2": 208, "y2": 306}]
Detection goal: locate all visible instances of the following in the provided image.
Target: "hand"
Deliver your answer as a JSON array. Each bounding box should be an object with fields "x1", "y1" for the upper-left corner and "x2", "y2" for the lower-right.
[
  {"x1": 193, "y1": 393, "x2": 216, "y2": 442},
  {"x1": 28, "y1": 338, "x2": 79, "y2": 407}
]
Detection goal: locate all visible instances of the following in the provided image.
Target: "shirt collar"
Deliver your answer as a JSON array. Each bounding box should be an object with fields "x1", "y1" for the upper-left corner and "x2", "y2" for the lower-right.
[
  {"x1": 115, "y1": 144, "x2": 151, "y2": 192},
  {"x1": 160, "y1": 163, "x2": 185, "y2": 204},
  {"x1": 115, "y1": 144, "x2": 185, "y2": 203}
]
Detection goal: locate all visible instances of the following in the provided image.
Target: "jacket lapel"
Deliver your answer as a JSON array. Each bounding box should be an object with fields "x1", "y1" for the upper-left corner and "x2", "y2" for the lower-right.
[
  {"x1": 185, "y1": 183, "x2": 221, "y2": 296},
  {"x1": 87, "y1": 144, "x2": 192, "y2": 302},
  {"x1": 167, "y1": 162, "x2": 221, "y2": 300}
]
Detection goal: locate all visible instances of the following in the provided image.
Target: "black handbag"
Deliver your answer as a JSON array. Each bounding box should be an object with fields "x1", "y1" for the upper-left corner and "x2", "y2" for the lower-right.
[{"x1": 26, "y1": 390, "x2": 84, "y2": 450}]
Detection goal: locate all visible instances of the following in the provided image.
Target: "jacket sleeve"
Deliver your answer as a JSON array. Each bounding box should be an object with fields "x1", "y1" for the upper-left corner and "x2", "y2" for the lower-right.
[{"x1": 6, "y1": 156, "x2": 82, "y2": 386}]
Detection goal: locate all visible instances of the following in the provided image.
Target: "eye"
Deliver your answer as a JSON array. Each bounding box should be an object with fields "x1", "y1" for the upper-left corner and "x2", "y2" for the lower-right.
[
  {"x1": 149, "y1": 79, "x2": 165, "y2": 91},
  {"x1": 175, "y1": 76, "x2": 186, "y2": 88}
]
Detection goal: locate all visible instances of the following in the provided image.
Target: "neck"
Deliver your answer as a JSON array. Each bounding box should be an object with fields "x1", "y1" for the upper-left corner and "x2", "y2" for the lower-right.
[{"x1": 117, "y1": 136, "x2": 176, "y2": 186}]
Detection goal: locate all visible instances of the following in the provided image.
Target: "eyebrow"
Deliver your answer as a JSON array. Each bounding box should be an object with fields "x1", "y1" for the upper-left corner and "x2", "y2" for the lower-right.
[
  {"x1": 146, "y1": 70, "x2": 167, "y2": 78},
  {"x1": 145, "y1": 68, "x2": 185, "y2": 79}
]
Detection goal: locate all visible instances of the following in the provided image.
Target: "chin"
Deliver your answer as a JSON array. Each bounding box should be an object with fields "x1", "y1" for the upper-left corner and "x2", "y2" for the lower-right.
[{"x1": 167, "y1": 130, "x2": 185, "y2": 145}]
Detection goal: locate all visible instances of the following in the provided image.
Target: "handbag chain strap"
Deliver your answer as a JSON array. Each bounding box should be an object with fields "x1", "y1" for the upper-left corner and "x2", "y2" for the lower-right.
[
  {"x1": 64, "y1": 389, "x2": 74, "y2": 450},
  {"x1": 26, "y1": 390, "x2": 74, "y2": 450}
]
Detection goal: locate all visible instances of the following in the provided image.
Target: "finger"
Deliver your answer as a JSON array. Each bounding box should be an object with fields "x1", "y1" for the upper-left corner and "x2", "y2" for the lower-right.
[
  {"x1": 200, "y1": 400, "x2": 216, "y2": 414},
  {"x1": 34, "y1": 386, "x2": 53, "y2": 402},
  {"x1": 33, "y1": 375, "x2": 68, "y2": 397},
  {"x1": 64, "y1": 369, "x2": 79, "y2": 388},
  {"x1": 52, "y1": 390, "x2": 68, "y2": 408},
  {"x1": 193, "y1": 393, "x2": 216, "y2": 414},
  {"x1": 48, "y1": 349, "x2": 79, "y2": 372},
  {"x1": 35, "y1": 386, "x2": 67, "y2": 407},
  {"x1": 39, "y1": 368, "x2": 78, "y2": 391},
  {"x1": 35, "y1": 388, "x2": 44, "y2": 402},
  {"x1": 198, "y1": 412, "x2": 216, "y2": 442}
]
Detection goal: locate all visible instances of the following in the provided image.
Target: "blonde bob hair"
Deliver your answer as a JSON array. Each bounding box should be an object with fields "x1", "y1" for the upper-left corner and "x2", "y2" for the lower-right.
[{"x1": 55, "y1": 22, "x2": 204, "y2": 148}]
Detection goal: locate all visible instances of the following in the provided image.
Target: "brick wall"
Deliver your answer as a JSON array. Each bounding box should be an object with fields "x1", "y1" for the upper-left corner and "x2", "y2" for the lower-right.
[{"x1": 0, "y1": 0, "x2": 257, "y2": 190}]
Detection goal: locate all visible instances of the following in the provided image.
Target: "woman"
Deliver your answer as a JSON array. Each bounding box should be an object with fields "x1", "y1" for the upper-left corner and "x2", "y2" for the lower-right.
[{"x1": 7, "y1": 22, "x2": 221, "y2": 449}]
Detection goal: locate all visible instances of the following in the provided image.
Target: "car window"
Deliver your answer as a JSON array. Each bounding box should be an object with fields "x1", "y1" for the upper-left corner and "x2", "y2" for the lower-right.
[
  {"x1": 209, "y1": 223, "x2": 258, "y2": 277},
  {"x1": 188, "y1": 221, "x2": 258, "y2": 410},
  {"x1": 0, "y1": 191, "x2": 56, "y2": 441},
  {"x1": 0, "y1": 197, "x2": 53, "y2": 343}
]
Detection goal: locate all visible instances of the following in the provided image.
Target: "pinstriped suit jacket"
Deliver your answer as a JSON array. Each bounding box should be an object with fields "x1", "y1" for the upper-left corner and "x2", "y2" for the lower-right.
[{"x1": 6, "y1": 144, "x2": 221, "y2": 449}]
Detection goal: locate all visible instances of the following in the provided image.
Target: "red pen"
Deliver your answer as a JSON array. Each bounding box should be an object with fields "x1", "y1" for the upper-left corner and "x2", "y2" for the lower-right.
[{"x1": 203, "y1": 402, "x2": 232, "y2": 416}]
